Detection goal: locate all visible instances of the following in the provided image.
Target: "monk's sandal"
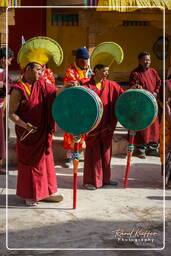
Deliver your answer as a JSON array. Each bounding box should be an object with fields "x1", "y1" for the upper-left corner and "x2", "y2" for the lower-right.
[{"x1": 25, "y1": 199, "x2": 38, "y2": 207}]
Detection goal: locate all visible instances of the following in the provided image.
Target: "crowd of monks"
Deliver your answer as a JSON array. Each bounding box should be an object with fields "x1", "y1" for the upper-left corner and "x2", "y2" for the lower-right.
[{"x1": 0, "y1": 42, "x2": 170, "y2": 207}]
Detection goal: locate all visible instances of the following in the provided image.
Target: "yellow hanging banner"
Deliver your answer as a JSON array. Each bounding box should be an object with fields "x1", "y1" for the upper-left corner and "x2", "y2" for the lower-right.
[
  {"x1": 97, "y1": 0, "x2": 171, "y2": 12},
  {"x1": 0, "y1": 0, "x2": 21, "y2": 7}
]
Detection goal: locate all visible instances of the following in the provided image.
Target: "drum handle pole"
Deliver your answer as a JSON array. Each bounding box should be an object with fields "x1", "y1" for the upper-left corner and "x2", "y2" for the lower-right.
[
  {"x1": 73, "y1": 136, "x2": 80, "y2": 209},
  {"x1": 124, "y1": 131, "x2": 136, "y2": 188}
]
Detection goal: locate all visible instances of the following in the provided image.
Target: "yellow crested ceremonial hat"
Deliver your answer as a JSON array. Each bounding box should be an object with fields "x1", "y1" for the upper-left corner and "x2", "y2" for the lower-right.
[
  {"x1": 90, "y1": 42, "x2": 124, "y2": 70},
  {"x1": 17, "y1": 36, "x2": 63, "y2": 68}
]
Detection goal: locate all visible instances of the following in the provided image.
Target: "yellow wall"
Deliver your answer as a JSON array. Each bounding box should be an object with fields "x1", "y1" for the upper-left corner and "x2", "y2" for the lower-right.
[
  {"x1": 84, "y1": 9, "x2": 169, "y2": 81},
  {"x1": 95, "y1": 26, "x2": 166, "y2": 81},
  {"x1": 46, "y1": 8, "x2": 171, "y2": 81},
  {"x1": 46, "y1": 9, "x2": 88, "y2": 77}
]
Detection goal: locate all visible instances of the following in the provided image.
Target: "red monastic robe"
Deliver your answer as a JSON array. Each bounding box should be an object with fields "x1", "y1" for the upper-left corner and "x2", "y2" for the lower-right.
[
  {"x1": 129, "y1": 66, "x2": 161, "y2": 144},
  {"x1": 160, "y1": 78, "x2": 171, "y2": 163},
  {"x1": 0, "y1": 98, "x2": 5, "y2": 159},
  {"x1": 83, "y1": 78, "x2": 124, "y2": 188},
  {"x1": 11, "y1": 78, "x2": 58, "y2": 200},
  {"x1": 0, "y1": 69, "x2": 11, "y2": 160}
]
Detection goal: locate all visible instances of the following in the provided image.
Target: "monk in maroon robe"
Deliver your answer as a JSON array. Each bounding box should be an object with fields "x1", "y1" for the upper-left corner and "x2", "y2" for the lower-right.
[
  {"x1": 82, "y1": 64, "x2": 124, "y2": 190},
  {"x1": 9, "y1": 62, "x2": 72, "y2": 206},
  {"x1": 0, "y1": 47, "x2": 14, "y2": 175},
  {"x1": 129, "y1": 52, "x2": 161, "y2": 158},
  {"x1": 0, "y1": 71, "x2": 6, "y2": 174}
]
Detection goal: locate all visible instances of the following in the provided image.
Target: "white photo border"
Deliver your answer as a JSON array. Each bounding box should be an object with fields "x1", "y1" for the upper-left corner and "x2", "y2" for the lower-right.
[{"x1": 5, "y1": 5, "x2": 166, "y2": 251}]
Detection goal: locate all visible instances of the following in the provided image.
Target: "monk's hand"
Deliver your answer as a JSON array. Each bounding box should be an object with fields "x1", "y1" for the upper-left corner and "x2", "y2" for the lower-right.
[
  {"x1": 64, "y1": 81, "x2": 80, "y2": 89},
  {"x1": 56, "y1": 81, "x2": 80, "y2": 96},
  {"x1": 131, "y1": 84, "x2": 143, "y2": 89},
  {"x1": 25, "y1": 122, "x2": 38, "y2": 133}
]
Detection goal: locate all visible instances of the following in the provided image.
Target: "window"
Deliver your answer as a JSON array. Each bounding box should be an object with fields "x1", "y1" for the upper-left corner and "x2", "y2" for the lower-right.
[
  {"x1": 122, "y1": 20, "x2": 150, "y2": 26},
  {"x1": 52, "y1": 13, "x2": 79, "y2": 26}
]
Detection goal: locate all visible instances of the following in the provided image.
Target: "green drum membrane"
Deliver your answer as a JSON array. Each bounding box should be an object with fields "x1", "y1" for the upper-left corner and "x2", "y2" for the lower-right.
[
  {"x1": 115, "y1": 89, "x2": 158, "y2": 131},
  {"x1": 52, "y1": 87, "x2": 101, "y2": 135}
]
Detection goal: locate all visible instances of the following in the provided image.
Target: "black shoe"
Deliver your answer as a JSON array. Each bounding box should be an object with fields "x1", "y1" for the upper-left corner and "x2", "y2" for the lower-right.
[
  {"x1": 83, "y1": 184, "x2": 97, "y2": 190},
  {"x1": 166, "y1": 182, "x2": 171, "y2": 189},
  {"x1": 64, "y1": 159, "x2": 73, "y2": 168},
  {"x1": 132, "y1": 150, "x2": 146, "y2": 159},
  {"x1": 0, "y1": 169, "x2": 6, "y2": 175},
  {"x1": 146, "y1": 150, "x2": 159, "y2": 157},
  {"x1": 103, "y1": 181, "x2": 118, "y2": 186}
]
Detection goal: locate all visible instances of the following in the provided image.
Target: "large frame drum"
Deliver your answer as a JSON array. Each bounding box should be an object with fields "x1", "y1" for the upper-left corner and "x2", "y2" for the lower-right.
[
  {"x1": 52, "y1": 86, "x2": 103, "y2": 135},
  {"x1": 115, "y1": 89, "x2": 158, "y2": 188},
  {"x1": 115, "y1": 89, "x2": 158, "y2": 131}
]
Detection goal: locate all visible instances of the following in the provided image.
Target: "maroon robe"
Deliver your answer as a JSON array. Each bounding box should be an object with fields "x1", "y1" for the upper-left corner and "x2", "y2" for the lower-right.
[
  {"x1": 83, "y1": 78, "x2": 124, "y2": 188},
  {"x1": 0, "y1": 98, "x2": 5, "y2": 159},
  {"x1": 0, "y1": 70, "x2": 6, "y2": 160},
  {"x1": 11, "y1": 78, "x2": 58, "y2": 200},
  {"x1": 129, "y1": 66, "x2": 161, "y2": 145}
]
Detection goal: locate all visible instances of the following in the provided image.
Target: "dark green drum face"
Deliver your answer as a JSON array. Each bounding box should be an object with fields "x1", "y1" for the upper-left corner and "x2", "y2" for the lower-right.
[
  {"x1": 115, "y1": 89, "x2": 158, "y2": 131},
  {"x1": 52, "y1": 87, "x2": 103, "y2": 135}
]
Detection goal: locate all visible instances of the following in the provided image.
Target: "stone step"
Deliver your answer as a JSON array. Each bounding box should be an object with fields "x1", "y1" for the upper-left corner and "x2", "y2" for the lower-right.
[
  {"x1": 7, "y1": 120, "x2": 128, "y2": 167},
  {"x1": 7, "y1": 132, "x2": 128, "y2": 167}
]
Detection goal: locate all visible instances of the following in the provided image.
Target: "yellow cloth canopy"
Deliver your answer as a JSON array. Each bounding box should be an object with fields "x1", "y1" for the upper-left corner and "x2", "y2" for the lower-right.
[{"x1": 97, "y1": 0, "x2": 171, "y2": 12}]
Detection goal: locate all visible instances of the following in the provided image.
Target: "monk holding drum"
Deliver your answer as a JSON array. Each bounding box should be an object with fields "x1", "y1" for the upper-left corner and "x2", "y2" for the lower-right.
[
  {"x1": 52, "y1": 42, "x2": 124, "y2": 192},
  {"x1": 82, "y1": 42, "x2": 124, "y2": 190},
  {"x1": 83, "y1": 64, "x2": 123, "y2": 190}
]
